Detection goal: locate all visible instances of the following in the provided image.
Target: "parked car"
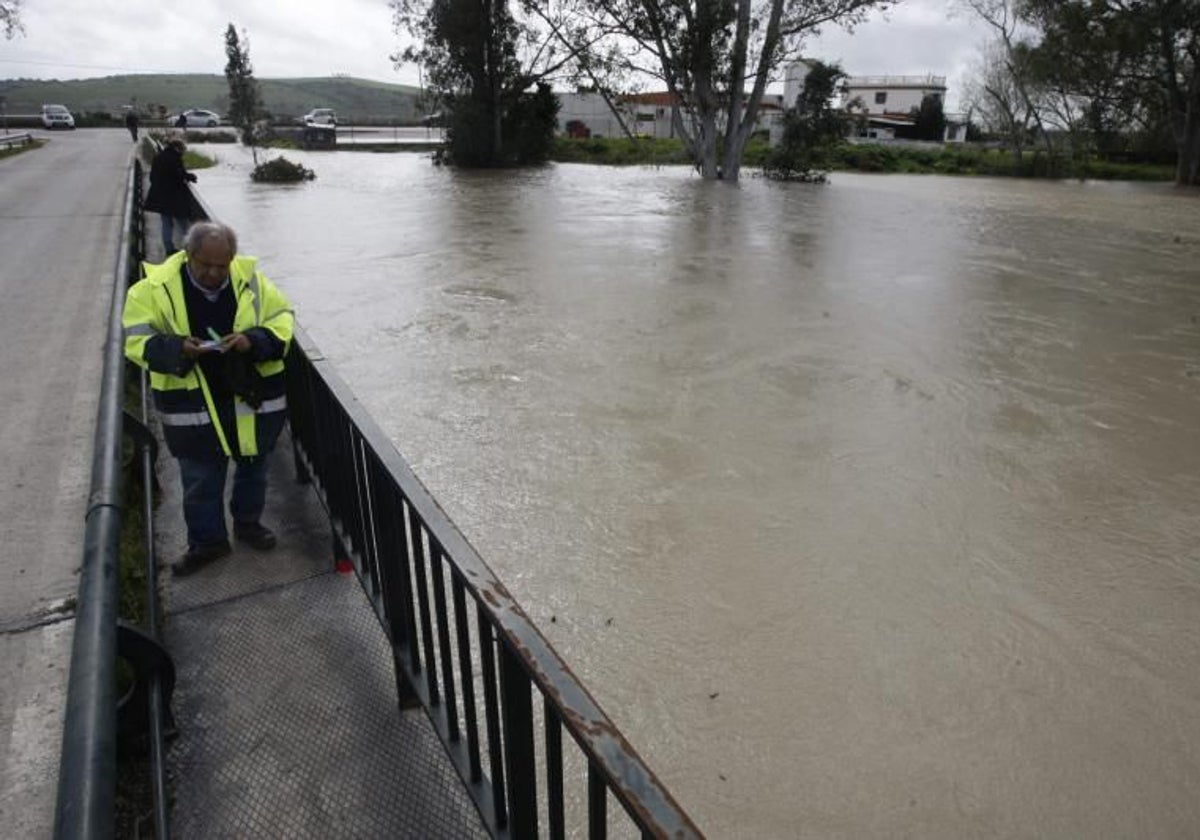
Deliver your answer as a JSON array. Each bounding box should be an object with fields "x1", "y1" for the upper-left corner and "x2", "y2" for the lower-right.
[
  {"x1": 171, "y1": 108, "x2": 222, "y2": 128},
  {"x1": 303, "y1": 108, "x2": 337, "y2": 126},
  {"x1": 41, "y1": 104, "x2": 76, "y2": 130}
]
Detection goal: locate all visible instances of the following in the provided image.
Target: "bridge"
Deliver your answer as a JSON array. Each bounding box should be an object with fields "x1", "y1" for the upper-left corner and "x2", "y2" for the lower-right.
[{"x1": 0, "y1": 129, "x2": 699, "y2": 838}]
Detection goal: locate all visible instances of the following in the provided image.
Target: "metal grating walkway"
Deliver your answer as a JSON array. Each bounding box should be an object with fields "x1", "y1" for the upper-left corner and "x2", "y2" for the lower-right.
[{"x1": 158, "y1": 434, "x2": 488, "y2": 838}]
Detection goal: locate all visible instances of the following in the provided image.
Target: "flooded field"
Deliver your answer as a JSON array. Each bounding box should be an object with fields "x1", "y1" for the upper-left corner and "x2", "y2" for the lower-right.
[{"x1": 196, "y1": 146, "x2": 1200, "y2": 838}]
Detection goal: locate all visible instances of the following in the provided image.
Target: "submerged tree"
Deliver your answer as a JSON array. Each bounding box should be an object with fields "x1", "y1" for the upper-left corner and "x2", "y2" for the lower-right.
[
  {"x1": 763, "y1": 59, "x2": 848, "y2": 179},
  {"x1": 550, "y1": 0, "x2": 892, "y2": 181},
  {"x1": 391, "y1": 0, "x2": 563, "y2": 167},
  {"x1": 224, "y1": 24, "x2": 265, "y2": 166}
]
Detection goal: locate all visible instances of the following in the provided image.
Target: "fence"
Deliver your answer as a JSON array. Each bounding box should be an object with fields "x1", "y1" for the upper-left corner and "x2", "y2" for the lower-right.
[{"x1": 286, "y1": 328, "x2": 702, "y2": 839}]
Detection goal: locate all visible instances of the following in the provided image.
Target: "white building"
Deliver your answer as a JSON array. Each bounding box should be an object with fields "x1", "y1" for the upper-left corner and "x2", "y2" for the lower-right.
[
  {"x1": 555, "y1": 92, "x2": 634, "y2": 138},
  {"x1": 556, "y1": 90, "x2": 784, "y2": 141},
  {"x1": 782, "y1": 60, "x2": 814, "y2": 111},
  {"x1": 841, "y1": 74, "x2": 947, "y2": 116}
]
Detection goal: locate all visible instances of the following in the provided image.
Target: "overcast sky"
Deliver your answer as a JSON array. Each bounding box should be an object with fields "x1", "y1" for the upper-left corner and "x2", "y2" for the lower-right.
[{"x1": 2, "y1": 0, "x2": 988, "y2": 109}]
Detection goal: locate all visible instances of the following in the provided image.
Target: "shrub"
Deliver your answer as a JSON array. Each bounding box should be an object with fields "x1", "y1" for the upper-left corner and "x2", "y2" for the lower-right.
[
  {"x1": 551, "y1": 136, "x2": 690, "y2": 166},
  {"x1": 184, "y1": 129, "x2": 238, "y2": 144},
  {"x1": 250, "y1": 156, "x2": 315, "y2": 183}
]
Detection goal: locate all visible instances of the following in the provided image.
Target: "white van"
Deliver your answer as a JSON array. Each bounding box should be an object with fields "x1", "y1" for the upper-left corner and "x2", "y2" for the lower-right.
[{"x1": 41, "y1": 104, "x2": 76, "y2": 130}]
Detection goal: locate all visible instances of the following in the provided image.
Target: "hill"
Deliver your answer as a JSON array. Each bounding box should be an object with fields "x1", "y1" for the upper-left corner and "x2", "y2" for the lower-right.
[{"x1": 0, "y1": 74, "x2": 425, "y2": 124}]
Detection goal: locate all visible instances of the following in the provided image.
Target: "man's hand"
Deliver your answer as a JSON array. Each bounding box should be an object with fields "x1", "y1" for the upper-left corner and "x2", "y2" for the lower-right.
[
  {"x1": 221, "y1": 333, "x2": 252, "y2": 354},
  {"x1": 181, "y1": 336, "x2": 210, "y2": 359}
]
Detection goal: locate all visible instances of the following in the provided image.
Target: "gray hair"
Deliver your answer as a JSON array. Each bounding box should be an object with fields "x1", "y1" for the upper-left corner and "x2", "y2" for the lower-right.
[{"x1": 183, "y1": 221, "x2": 239, "y2": 256}]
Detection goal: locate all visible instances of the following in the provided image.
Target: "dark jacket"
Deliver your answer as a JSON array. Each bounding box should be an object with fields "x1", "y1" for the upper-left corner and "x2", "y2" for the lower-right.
[{"x1": 144, "y1": 145, "x2": 195, "y2": 218}]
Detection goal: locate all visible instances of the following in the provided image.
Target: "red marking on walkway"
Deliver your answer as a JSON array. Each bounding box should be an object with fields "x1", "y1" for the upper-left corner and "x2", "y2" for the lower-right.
[{"x1": 336, "y1": 559, "x2": 354, "y2": 575}]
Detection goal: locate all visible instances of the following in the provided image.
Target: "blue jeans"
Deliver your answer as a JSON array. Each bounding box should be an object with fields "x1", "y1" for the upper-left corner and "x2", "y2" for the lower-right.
[
  {"x1": 177, "y1": 455, "x2": 269, "y2": 548},
  {"x1": 160, "y1": 214, "x2": 190, "y2": 253}
]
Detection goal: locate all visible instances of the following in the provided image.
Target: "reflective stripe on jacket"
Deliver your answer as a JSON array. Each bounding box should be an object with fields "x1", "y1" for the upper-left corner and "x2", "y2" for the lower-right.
[{"x1": 122, "y1": 251, "x2": 294, "y2": 459}]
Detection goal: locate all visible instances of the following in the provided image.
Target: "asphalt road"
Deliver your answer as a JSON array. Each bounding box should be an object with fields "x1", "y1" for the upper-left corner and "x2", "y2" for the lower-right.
[{"x1": 0, "y1": 127, "x2": 135, "y2": 835}]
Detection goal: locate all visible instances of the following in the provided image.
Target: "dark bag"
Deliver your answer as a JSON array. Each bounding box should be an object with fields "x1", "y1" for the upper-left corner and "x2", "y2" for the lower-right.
[{"x1": 224, "y1": 352, "x2": 265, "y2": 408}]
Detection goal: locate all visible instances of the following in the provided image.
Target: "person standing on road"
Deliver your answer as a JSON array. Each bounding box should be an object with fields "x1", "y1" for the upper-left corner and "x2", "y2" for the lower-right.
[
  {"x1": 123, "y1": 221, "x2": 295, "y2": 577},
  {"x1": 125, "y1": 109, "x2": 139, "y2": 141},
  {"x1": 144, "y1": 137, "x2": 196, "y2": 254}
]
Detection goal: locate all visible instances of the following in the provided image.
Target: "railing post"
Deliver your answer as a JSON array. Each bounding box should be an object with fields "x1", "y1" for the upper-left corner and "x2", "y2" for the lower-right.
[{"x1": 499, "y1": 644, "x2": 538, "y2": 839}]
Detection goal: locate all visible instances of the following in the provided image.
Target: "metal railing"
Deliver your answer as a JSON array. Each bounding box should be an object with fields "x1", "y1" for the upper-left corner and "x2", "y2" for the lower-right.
[
  {"x1": 127, "y1": 160, "x2": 174, "y2": 840},
  {"x1": 54, "y1": 157, "x2": 174, "y2": 840},
  {"x1": 286, "y1": 329, "x2": 703, "y2": 839},
  {"x1": 53, "y1": 160, "x2": 136, "y2": 839}
]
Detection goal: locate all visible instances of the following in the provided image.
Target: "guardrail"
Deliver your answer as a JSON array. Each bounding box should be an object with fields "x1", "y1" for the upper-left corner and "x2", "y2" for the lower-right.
[
  {"x1": 53, "y1": 158, "x2": 137, "y2": 839},
  {"x1": 54, "y1": 158, "x2": 175, "y2": 840},
  {"x1": 285, "y1": 330, "x2": 702, "y2": 838},
  {"x1": 0, "y1": 131, "x2": 33, "y2": 148}
]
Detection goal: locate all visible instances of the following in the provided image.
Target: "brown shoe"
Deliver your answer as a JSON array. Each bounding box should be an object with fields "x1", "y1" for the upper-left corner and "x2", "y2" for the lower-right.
[
  {"x1": 234, "y1": 522, "x2": 277, "y2": 550},
  {"x1": 173, "y1": 540, "x2": 232, "y2": 577}
]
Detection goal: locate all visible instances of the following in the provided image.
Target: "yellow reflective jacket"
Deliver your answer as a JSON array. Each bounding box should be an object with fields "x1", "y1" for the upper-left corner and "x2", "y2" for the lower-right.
[{"x1": 123, "y1": 251, "x2": 294, "y2": 459}]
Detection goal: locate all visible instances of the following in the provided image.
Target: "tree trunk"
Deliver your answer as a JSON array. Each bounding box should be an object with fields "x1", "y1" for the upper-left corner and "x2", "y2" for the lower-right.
[
  {"x1": 489, "y1": 0, "x2": 503, "y2": 164},
  {"x1": 698, "y1": 112, "x2": 719, "y2": 178},
  {"x1": 1177, "y1": 109, "x2": 1200, "y2": 186},
  {"x1": 1173, "y1": 75, "x2": 1200, "y2": 186},
  {"x1": 722, "y1": 122, "x2": 753, "y2": 181},
  {"x1": 693, "y1": 75, "x2": 720, "y2": 179},
  {"x1": 1011, "y1": 125, "x2": 1024, "y2": 174}
]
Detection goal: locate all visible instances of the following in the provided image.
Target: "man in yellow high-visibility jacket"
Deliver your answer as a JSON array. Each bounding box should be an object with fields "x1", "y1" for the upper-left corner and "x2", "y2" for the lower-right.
[{"x1": 124, "y1": 221, "x2": 294, "y2": 576}]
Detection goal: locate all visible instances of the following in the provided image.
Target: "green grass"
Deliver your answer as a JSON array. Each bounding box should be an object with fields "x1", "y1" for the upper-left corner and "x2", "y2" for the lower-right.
[
  {"x1": 551, "y1": 136, "x2": 1176, "y2": 182},
  {"x1": 825, "y1": 143, "x2": 1175, "y2": 181},
  {"x1": 183, "y1": 149, "x2": 217, "y2": 170},
  {"x1": 552, "y1": 136, "x2": 692, "y2": 165}
]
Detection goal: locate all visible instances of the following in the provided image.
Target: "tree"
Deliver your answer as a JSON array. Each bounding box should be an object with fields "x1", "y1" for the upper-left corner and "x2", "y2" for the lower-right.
[
  {"x1": 963, "y1": 39, "x2": 1042, "y2": 172},
  {"x1": 763, "y1": 59, "x2": 848, "y2": 178},
  {"x1": 1021, "y1": 0, "x2": 1200, "y2": 186},
  {"x1": 391, "y1": 0, "x2": 565, "y2": 167},
  {"x1": 2, "y1": 0, "x2": 23, "y2": 39},
  {"x1": 552, "y1": 0, "x2": 891, "y2": 181},
  {"x1": 224, "y1": 24, "x2": 265, "y2": 166},
  {"x1": 909, "y1": 93, "x2": 946, "y2": 141},
  {"x1": 959, "y1": 0, "x2": 1055, "y2": 168}
]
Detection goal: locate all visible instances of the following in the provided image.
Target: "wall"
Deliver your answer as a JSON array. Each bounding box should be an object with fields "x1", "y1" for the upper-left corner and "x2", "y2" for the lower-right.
[
  {"x1": 556, "y1": 92, "x2": 632, "y2": 138},
  {"x1": 845, "y1": 86, "x2": 943, "y2": 115}
]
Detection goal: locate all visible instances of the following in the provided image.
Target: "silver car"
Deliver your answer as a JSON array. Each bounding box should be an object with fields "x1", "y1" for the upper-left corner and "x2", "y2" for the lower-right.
[
  {"x1": 172, "y1": 108, "x2": 222, "y2": 128},
  {"x1": 303, "y1": 108, "x2": 337, "y2": 126}
]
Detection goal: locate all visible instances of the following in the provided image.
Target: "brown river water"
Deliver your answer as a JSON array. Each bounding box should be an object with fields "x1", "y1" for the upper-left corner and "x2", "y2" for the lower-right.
[{"x1": 198, "y1": 147, "x2": 1200, "y2": 838}]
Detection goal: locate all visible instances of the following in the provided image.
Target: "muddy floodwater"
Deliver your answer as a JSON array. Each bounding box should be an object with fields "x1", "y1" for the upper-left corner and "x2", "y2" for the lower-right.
[{"x1": 198, "y1": 146, "x2": 1200, "y2": 838}]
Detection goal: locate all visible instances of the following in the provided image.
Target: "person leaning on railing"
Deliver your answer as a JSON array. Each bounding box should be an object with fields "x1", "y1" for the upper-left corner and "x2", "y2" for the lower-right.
[
  {"x1": 122, "y1": 221, "x2": 295, "y2": 577},
  {"x1": 144, "y1": 136, "x2": 196, "y2": 255}
]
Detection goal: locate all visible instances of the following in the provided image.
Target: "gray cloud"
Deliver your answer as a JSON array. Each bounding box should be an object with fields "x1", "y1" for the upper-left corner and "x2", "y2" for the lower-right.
[
  {"x1": 1, "y1": 0, "x2": 417, "y2": 84},
  {"x1": 3, "y1": 0, "x2": 990, "y2": 110}
]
